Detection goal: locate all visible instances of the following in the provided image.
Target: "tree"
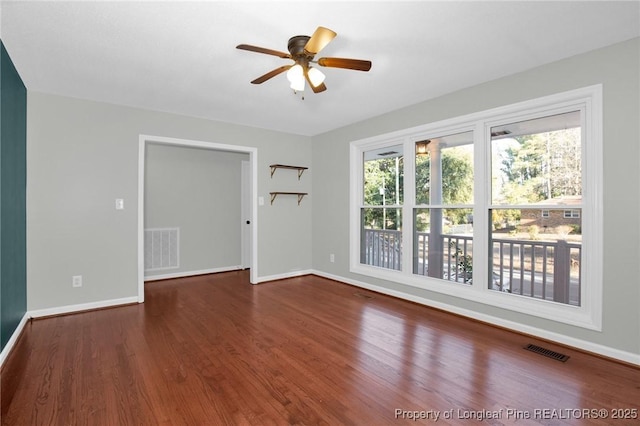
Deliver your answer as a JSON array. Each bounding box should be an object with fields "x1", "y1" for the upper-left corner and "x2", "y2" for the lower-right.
[
  {"x1": 363, "y1": 156, "x2": 403, "y2": 229},
  {"x1": 498, "y1": 128, "x2": 581, "y2": 204},
  {"x1": 415, "y1": 147, "x2": 473, "y2": 205},
  {"x1": 416, "y1": 146, "x2": 474, "y2": 226},
  {"x1": 363, "y1": 146, "x2": 474, "y2": 230}
]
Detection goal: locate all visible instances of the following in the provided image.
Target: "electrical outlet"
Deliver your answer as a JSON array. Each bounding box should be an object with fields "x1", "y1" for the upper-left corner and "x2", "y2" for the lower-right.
[
  {"x1": 72, "y1": 275, "x2": 83, "y2": 288},
  {"x1": 330, "y1": 253, "x2": 335, "y2": 263}
]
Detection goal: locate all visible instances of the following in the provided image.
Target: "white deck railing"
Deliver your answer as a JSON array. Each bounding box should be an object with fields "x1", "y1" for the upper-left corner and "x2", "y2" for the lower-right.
[
  {"x1": 362, "y1": 229, "x2": 582, "y2": 306},
  {"x1": 361, "y1": 229, "x2": 402, "y2": 270}
]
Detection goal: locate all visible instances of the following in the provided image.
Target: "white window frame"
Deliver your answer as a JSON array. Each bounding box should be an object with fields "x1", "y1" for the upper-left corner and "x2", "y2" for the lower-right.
[
  {"x1": 349, "y1": 85, "x2": 602, "y2": 330},
  {"x1": 542, "y1": 210, "x2": 550, "y2": 218}
]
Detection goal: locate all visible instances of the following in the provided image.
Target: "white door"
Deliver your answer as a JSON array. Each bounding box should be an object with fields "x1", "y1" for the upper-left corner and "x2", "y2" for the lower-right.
[{"x1": 240, "y1": 160, "x2": 251, "y2": 269}]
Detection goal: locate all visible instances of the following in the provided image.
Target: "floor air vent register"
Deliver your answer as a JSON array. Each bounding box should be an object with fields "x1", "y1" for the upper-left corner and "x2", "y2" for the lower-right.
[
  {"x1": 524, "y1": 344, "x2": 570, "y2": 362},
  {"x1": 353, "y1": 292, "x2": 374, "y2": 299}
]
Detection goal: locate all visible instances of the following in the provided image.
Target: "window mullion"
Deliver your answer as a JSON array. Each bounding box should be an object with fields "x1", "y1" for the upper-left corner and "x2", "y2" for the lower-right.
[
  {"x1": 471, "y1": 121, "x2": 489, "y2": 293},
  {"x1": 402, "y1": 137, "x2": 415, "y2": 274}
]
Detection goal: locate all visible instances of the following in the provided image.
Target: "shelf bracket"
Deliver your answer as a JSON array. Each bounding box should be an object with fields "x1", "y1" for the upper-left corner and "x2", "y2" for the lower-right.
[
  {"x1": 269, "y1": 192, "x2": 308, "y2": 206},
  {"x1": 269, "y1": 164, "x2": 308, "y2": 180}
]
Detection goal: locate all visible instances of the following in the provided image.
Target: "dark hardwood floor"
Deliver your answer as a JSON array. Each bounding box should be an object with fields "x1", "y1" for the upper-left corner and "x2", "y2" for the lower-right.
[{"x1": 2, "y1": 271, "x2": 639, "y2": 425}]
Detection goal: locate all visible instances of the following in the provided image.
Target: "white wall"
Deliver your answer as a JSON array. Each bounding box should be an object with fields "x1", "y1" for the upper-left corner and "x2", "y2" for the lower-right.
[
  {"x1": 311, "y1": 38, "x2": 640, "y2": 361},
  {"x1": 26, "y1": 94, "x2": 312, "y2": 310},
  {"x1": 144, "y1": 144, "x2": 248, "y2": 277}
]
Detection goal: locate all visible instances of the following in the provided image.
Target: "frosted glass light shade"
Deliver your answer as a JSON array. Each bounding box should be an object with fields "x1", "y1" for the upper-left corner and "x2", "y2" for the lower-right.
[
  {"x1": 290, "y1": 78, "x2": 305, "y2": 91},
  {"x1": 287, "y1": 64, "x2": 305, "y2": 91},
  {"x1": 307, "y1": 67, "x2": 325, "y2": 87},
  {"x1": 287, "y1": 64, "x2": 303, "y2": 82}
]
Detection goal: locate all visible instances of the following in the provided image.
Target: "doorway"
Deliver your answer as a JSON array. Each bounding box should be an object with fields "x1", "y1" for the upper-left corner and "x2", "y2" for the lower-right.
[{"x1": 137, "y1": 135, "x2": 258, "y2": 303}]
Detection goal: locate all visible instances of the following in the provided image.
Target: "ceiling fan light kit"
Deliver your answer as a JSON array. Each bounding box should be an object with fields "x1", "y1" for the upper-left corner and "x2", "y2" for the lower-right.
[{"x1": 237, "y1": 26, "x2": 372, "y2": 95}]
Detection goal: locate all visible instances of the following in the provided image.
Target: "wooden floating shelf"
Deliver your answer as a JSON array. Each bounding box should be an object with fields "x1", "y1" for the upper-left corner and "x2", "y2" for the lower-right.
[
  {"x1": 269, "y1": 192, "x2": 308, "y2": 205},
  {"x1": 269, "y1": 164, "x2": 308, "y2": 180}
]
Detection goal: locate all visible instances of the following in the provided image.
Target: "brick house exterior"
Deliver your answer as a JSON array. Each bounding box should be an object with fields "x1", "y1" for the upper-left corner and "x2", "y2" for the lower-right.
[{"x1": 520, "y1": 196, "x2": 582, "y2": 233}]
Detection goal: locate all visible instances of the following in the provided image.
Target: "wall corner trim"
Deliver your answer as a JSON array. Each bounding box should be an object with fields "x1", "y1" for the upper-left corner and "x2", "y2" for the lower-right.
[{"x1": 0, "y1": 314, "x2": 30, "y2": 369}]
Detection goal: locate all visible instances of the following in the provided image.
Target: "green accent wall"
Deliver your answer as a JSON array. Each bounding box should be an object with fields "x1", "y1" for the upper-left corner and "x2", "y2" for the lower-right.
[{"x1": 0, "y1": 40, "x2": 27, "y2": 351}]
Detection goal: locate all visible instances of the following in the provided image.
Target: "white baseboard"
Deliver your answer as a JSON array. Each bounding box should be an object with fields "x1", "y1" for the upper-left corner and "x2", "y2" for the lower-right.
[
  {"x1": 255, "y1": 269, "x2": 313, "y2": 284},
  {"x1": 0, "y1": 313, "x2": 30, "y2": 369},
  {"x1": 311, "y1": 270, "x2": 640, "y2": 366},
  {"x1": 28, "y1": 296, "x2": 139, "y2": 319},
  {"x1": 144, "y1": 266, "x2": 242, "y2": 282}
]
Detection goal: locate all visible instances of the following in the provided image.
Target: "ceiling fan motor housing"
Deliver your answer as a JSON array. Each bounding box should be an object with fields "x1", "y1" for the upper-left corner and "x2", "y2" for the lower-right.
[{"x1": 288, "y1": 35, "x2": 313, "y2": 62}]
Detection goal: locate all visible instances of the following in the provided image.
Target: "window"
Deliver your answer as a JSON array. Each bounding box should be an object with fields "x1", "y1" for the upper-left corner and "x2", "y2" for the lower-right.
[
  {"x1": 490, "y1": 111, "x2": 583, "y2": 306},
  {"x1": 361, "y1": 145, "x2": 403, "y2": 270},
  {"x1": 350, "y1": 85, "x2": 602, "y2": 330},
  {"x1": 564, "y1": 210, "x2": 580, "y2": 218},
  {"x1": 413, "y1": 132, "x2": 474, "y2": 284}
]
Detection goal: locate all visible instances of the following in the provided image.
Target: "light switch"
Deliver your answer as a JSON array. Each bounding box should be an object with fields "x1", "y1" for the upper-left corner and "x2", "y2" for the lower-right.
[{"x1": 115, "y1": 199, "x2": 124, "y2": 210}]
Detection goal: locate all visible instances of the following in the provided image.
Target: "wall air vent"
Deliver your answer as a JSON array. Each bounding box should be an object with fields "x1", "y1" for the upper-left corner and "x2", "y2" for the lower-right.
[{"x1": 144, "y1": 228, "x2": 179, "y2": 271}]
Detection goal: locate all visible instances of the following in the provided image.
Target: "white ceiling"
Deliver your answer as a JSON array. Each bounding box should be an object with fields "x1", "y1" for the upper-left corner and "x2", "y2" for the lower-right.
[{"x1": 1, "y1": 1, "x2": 638, "y2": 136}]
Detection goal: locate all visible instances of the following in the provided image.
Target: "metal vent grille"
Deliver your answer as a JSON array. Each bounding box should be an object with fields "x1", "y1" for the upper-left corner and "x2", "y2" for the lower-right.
[
  {"x1": 524, "y1": 344, "x2": 570, "y2": 362},
  {"x1": 144, "y1": 228, "x2": 179, "y2": 271},
  {"x1": 354, "y1": 292, "x2": 374, "y2": 299}
]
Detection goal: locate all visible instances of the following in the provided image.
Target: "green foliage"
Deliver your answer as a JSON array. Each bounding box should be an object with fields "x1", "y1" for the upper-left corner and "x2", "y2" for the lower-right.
[
  {"x1": 364, "y1": 146, "x2": 473, "y2": 231},
  {"x1": 492, "y1": 209, "x2": 521, "y2": 229},
  {"x1": 415, "y1": 147, "x2": 473, "y2": 206},
  {"x1": 364, "y1": 157, "x2": 403, "y2": 206},
  {"x1": 363, "y1": 156, "x2": 404, "y2": 229},
  {"x1": 414, "y1": 209, "x2": 429, "y2": 232},
  {"x1": 496, "y1": 128, "x2": 581, "y2": 204},
  {"x1": 449, "y1": 240, "x2": 472, "y2": 282}
]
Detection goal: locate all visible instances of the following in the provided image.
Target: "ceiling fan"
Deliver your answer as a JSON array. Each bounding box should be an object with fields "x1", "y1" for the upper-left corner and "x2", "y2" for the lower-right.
[{"x1": 236, "y1": 26, "x2": 372, "y2": 94}]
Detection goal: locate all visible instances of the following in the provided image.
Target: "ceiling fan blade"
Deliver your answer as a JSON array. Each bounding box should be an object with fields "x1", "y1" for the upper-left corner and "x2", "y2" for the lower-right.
[
  {"x1": 251, "y1": 65, "x2": 292, "y2": 84},
  {"x1": 303, "y1": 26, "x2": 337, "y2": 55},
  {"x1": 317, "y1": 57, "x2": 372, "y2": 71},
  {"x1": 310, "y1": 81, "x2": 327, "y2": 94},
  {"x1": 236, "y1": 44, "x2": 291, "y2": 59},
  {"x1": 304, "y1": 72, "x2": 327, "y2": 93}
]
